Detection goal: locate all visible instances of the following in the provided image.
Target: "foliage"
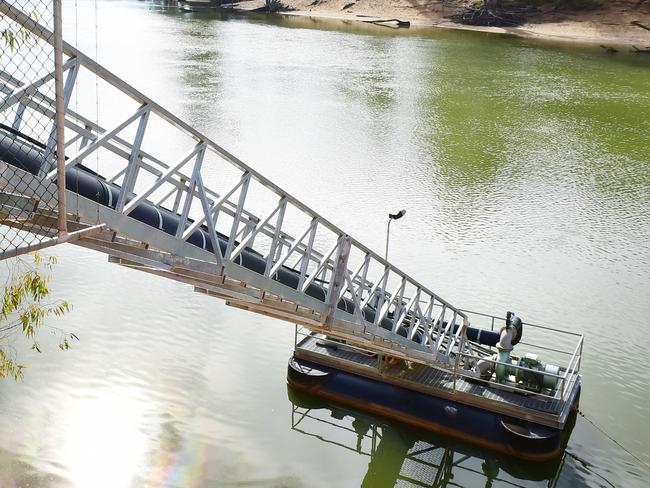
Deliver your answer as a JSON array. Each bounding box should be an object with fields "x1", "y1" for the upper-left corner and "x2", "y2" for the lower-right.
[
  {"x1": 552, "y1": 0, "x2": 601, "y2": 10},
  {"x1": 504, "y1": 0, "x2": 602, "y2": 9},
  {"x1": 264, "y1": 0, "x2": 290, "y2": 13},
  {"x1": 0, "y1": 11, "x2": 40, "y2": 56},
  {"x1": 1, "y1": 253, "x2": 75, "y2": 381},
  {"x1": 455, "y1": 0, "x2": 601, "y2": 26}
]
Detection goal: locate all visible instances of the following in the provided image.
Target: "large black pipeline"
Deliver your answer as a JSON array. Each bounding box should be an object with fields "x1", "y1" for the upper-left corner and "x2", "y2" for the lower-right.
[{"x1": 0, "y1": 129, "x2": 510, "y2": 347}]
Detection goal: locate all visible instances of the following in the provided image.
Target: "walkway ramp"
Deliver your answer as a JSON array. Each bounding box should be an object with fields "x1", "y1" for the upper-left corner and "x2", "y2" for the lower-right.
[{"x1": 0, "y1": 2, "x2": 474, "y2": 369}]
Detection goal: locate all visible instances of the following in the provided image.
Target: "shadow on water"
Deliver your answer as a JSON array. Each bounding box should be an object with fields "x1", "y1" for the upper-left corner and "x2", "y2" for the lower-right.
[
  {"x1": 150, "y1": 1, "x2": 650, "y2": 66},
  {"x1": 287, "y1": 386, "x2": 584, "y2": 488}
]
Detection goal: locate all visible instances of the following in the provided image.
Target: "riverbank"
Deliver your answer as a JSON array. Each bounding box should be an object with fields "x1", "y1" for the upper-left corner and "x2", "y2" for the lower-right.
[{"x1": 214, "y1": 0, "x2": 650, "y2": 48}]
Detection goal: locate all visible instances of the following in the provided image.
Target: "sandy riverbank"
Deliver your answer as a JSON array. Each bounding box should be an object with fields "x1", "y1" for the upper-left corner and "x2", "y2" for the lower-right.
[{"x1": 213, "y1": 0, "x2": 650, "y2": 48}]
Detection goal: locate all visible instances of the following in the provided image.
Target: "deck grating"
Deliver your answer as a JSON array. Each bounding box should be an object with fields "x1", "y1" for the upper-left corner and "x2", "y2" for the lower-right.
[{"x1": 297, "y1": 335, "x2": 568, "y2": 417}]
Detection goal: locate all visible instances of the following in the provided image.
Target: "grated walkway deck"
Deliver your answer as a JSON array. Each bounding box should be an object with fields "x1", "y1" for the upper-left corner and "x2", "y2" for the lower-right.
[{"x1": 296, "y1": 334, "x2": 578, "y2": 427}]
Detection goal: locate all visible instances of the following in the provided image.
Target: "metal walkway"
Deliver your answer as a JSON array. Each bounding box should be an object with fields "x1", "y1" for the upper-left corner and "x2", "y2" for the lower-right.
[
  {"x1": 0, "y1": 3, "x2": 582, "y2": 428},
  {"x1": 0, "y1": 2, "x2": 473, "y2": 368}
]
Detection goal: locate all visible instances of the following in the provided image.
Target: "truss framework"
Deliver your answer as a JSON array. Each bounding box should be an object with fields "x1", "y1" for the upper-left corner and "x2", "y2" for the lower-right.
[{"x1": 0, "y1": 1, "x2": 473, "y2": 369}]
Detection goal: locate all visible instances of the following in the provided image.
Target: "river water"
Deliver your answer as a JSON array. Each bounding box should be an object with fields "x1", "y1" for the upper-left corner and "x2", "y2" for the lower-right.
[{"x1": 1, "y1": 1, "x2": 649, "y2": 487}]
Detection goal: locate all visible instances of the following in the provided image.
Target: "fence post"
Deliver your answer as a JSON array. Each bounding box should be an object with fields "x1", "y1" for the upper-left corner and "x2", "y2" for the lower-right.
[{"x1": 53, "y1": 0, "x2": 66, "y2": 234}]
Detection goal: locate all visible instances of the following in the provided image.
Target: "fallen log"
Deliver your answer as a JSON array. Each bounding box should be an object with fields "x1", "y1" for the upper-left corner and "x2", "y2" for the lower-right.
[
  {"x1": 362, "y1": 18, "x2": 410, "y2": 28},
  {"x1": 631, "y1": 20, "x2": 650, "y2": 32},
  {"x1": 600, "y1": 45, "x2": 618, "y2": 54},
  {"x1": 631, "y1": 45, "x2": 650, "y2": 54}
]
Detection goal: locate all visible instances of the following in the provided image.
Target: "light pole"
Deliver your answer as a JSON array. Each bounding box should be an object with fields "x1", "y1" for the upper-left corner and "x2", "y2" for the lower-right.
[{"x1": 385, "y1": 209, "x2": 406, "y2": 261}]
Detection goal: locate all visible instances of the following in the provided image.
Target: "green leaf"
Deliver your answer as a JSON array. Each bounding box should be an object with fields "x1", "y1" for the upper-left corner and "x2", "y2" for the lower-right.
[{"x1": 1, "y1": 253, "x2": 72, "y2": 380}]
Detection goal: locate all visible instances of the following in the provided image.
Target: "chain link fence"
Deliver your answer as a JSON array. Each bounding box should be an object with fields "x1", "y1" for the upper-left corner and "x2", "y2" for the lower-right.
[{"x1": 0, "y1": 1, "x2": 60, "y2": 257}]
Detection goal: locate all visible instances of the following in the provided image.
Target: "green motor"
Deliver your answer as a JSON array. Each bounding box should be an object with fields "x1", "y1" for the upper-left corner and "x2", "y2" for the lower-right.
[{"x1": 514, "y1": 353, "x2": 560, "y2": 392}]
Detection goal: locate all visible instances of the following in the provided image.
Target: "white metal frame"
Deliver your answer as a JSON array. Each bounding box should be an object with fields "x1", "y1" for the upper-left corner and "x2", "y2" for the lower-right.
[{"x1": 0, "y1": 1, "x2": 472, "y2": 368}]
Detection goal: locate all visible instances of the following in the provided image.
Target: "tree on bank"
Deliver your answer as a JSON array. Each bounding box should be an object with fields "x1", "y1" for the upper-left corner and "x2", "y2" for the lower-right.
[
  {"x1": 1, "y1": 253, "x2": 75, "y2": 380},
  {"x1": 483, "y1": 0, "x2": 501, "y2": 8},
  {"x1": 451, "y1": 0, "x2": 525, "y2": 26},
  {"x1": 452, "y1": 0, "x2": 601, "y2": 26}
]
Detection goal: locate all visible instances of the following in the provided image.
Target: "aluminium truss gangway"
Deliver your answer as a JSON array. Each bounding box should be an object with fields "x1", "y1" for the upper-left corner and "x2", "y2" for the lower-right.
[
  {"x1": 0, "y1": 3, "x2": 583, "y2": 436},
  {"x1": 0, "y1": 2, "x2": 475, "y2": 370}
]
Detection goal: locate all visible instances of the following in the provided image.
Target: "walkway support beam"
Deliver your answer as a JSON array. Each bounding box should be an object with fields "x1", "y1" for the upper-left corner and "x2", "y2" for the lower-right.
[{"x1": 0, "y1": 224, "x2": 105, "y2": 260}]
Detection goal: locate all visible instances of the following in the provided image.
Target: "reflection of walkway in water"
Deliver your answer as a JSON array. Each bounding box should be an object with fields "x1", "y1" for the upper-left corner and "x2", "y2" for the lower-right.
[{"x1": 289, "y1": 388, "x2": 576, "y2": 488}]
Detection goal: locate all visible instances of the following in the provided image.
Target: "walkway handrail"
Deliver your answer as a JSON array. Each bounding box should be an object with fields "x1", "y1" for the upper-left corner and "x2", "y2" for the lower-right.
[
  {"x1": 0, "y1": 1, "x2": 470, "y2": 365},
  {"x1": 561, "y1": 335, "x2": 583, "y2": 400}
]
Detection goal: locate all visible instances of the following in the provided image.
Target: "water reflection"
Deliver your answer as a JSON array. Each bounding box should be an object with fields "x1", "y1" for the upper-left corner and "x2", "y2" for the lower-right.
[
  {"x1": 61, "y1": 395, "x2": 148, "y2": 487},
  {"x1": 0, "y1": 446, "x2": 72, "y2": 488},
  {"x1": 288, "y1": 386, "x2": 580, "y2": 488}
]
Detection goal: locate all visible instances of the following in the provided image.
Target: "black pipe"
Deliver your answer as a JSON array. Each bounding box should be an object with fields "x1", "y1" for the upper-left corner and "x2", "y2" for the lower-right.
[{"x1": 0, "y1": 129, "x2": 505, "y2": 347}]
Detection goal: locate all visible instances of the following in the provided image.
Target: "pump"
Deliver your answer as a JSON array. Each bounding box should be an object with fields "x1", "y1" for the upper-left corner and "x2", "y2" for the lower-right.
[{"x1": 474, "y1": 312, "x2": 560, "y2": 393}]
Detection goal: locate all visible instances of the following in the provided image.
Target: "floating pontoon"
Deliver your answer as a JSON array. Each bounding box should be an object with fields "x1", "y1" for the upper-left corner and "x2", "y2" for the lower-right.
[{"x1": 289, "y1": 312, "x2": 582, "y2": 461}]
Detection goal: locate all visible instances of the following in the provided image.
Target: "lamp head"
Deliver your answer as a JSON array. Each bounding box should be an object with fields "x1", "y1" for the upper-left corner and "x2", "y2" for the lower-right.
[{"x1": 389, "y1": 209, "x2": 406, "y2": 220}]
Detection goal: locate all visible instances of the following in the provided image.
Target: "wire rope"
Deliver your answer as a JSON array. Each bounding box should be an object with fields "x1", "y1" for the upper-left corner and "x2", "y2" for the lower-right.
[
  {"x1": 94, "y1": 0, "x2": 99, "y2": 223},
  {"x1": 578, "y1": 409, "x2": 649, "y2": 470}
]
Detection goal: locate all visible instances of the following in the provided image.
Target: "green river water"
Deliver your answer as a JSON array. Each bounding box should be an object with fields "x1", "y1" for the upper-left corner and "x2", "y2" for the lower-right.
[{"x1": 1, "y1": 1, "x2": 650, "y2": 486}]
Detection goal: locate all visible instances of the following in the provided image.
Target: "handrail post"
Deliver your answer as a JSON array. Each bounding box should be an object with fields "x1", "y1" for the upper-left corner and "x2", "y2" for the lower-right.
[
  {"x1": 452, "y1": 318, "x2": 468, "y2": 392},
  {"x1": 320, "y1": 235, "x2": 351, "y2": 328},
  {"x1": 561, "y1": 339, "x2": 581, "y2": 401},
  {"x1": 577, "y1": 336, "x2": 583, "y2": 372}
]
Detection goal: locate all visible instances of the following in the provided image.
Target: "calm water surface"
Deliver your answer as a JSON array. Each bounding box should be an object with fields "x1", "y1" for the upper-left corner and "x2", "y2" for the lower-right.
[{"x1": 1, "y1": 1, "x2": 649, "y2": 487}]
